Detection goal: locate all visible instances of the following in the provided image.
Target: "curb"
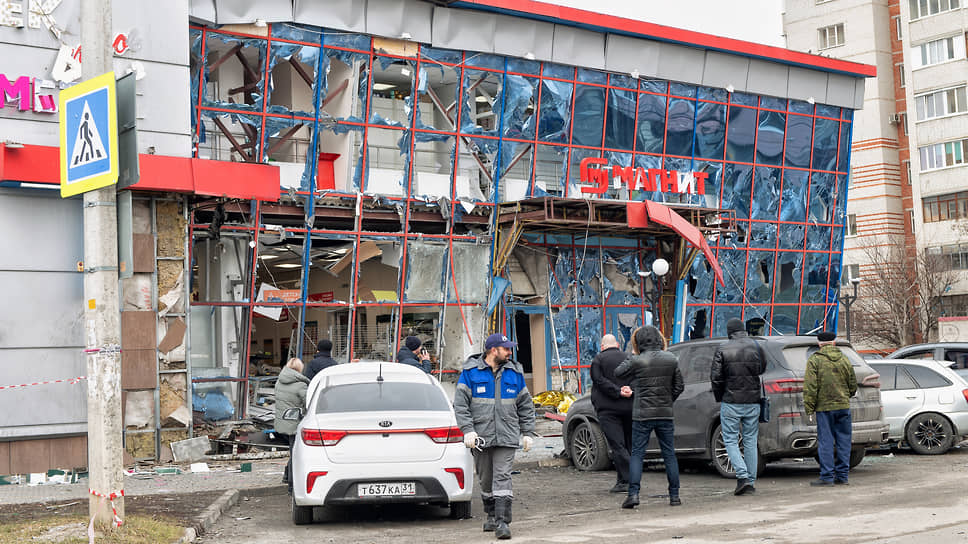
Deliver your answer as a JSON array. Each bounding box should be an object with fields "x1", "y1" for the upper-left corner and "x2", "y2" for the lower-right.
[{"x1": 192, "y1": 488, "x2": 239, "y2": 535}]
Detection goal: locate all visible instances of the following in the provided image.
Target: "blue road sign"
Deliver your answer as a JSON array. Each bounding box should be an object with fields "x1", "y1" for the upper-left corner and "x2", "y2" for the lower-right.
[{"x1": 59, "y1": 72, "x2": 118, "y2": 197}]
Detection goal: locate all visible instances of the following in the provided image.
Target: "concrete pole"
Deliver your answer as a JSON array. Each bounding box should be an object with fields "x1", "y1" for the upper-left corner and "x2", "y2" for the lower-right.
[{"x1": 81, "y1": 0, "x2": 124, "y2": 528}]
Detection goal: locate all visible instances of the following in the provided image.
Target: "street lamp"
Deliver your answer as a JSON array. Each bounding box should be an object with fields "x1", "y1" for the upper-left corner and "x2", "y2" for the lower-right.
[
  {"x1": 840, "y1": 277, "x2": 860, "y2": 343},
  {"x1": 639, "y1": 258, "x2": 670, "y2": 331}
]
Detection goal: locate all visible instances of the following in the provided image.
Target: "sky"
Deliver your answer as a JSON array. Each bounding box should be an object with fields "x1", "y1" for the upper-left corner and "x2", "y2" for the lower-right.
[{"x1": 545, "y1": 0, "x2": 786, "y2": 48}]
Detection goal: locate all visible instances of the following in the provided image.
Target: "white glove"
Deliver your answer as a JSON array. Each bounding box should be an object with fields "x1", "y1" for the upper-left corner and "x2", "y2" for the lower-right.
[
  {"x1": 463, "y1": 431, "x2": 479, "y2": 449},
  {"x1": 522, "y1": 436, "x2": 534, "y2": 452}
]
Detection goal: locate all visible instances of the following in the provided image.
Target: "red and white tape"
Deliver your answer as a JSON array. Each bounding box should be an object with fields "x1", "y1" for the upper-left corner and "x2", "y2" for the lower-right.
[
  {"x1": 0, "y1": 376, "x2": 86, "y2": 391},
  {"x1": 89, "y1": 488, "x2": 124, "y2": 528}
]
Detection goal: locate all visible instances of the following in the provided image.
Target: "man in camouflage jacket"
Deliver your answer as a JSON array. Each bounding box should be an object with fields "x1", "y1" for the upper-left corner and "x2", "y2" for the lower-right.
[{"x1": 803, "y1": 331, "x2": 857, "y2": 486}]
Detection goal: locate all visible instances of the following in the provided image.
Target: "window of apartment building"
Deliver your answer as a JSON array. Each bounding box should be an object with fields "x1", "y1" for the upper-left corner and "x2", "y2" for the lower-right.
[
  {"x1": 905, "y1": 160, "x2": 912, "y2": 184},
  {"x1": 818, "y1": 24, "x2": 845, "y2": 50},
  {"x1": 912, "y1": 36, "x2": 963, "y2": 68},
  {"x1": 911, "y1": 210, "x2": 916, "y2": 233},
  {"x1": 918, "y1": 138, "x2": 968, "y2": 170},
  {"x1": 847, "y1": 214, "x2": 858, "y2": 236},
  {"x1": 896, "y1": 16, "x2": 903, "y2": 40},
  {"x1": 922, "y1": 191, "x2": 968, "y2": 222},
  {"x1": 941, "y1": 294, "x2": 968, "y2": 317},
  {"x1": 841, "y1": 263, "x2": 860, "y2": 285},
  {"x1": 915, "y1": 85, "x2": 968, "y2": 120},
  {"x1": 940, "y1": 243, "x2": 968, "y2": 269},
  {"x1": 909, "y1": 0, "x2": 961, "y2": 20},
  {"x1": 902, "y1": 112, "x2": 909, "y2": 134},
  {"x1": 898, "y1": 63, "x2": 906, "y2": 87}
]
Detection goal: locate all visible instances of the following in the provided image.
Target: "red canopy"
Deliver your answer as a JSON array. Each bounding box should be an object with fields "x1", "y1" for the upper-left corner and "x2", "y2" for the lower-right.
[{"x1": 627, "y1": 200, "x2": 725, "y2": 287}]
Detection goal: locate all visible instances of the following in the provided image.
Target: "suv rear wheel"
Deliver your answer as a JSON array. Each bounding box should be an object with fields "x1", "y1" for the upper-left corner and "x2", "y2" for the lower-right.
[
  {"x1": 569, "y1": 420, "x2": 611, "y2": 471},
  {"x1": 906, "y1": 412, "x2": 955, "y2": 455},
  {"x1": 711, "y1": 422, "x2": 766, "y2": 478}
]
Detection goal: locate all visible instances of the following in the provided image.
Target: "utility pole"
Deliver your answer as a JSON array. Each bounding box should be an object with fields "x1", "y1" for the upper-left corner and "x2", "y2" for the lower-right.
[{"x1": 82, "y1": 0, "x2": 124, "y2": 528}]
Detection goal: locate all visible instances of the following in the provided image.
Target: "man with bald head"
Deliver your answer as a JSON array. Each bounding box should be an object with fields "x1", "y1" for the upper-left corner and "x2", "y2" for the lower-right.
[{"x1": 590, "y1": 333, "x2": 634, "y2": 493}]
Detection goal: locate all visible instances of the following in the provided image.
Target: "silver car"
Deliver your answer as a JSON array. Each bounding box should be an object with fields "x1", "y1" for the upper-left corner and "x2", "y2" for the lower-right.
[{"x1": 867, "y1": 359, "x2": 968, "y2": 454}]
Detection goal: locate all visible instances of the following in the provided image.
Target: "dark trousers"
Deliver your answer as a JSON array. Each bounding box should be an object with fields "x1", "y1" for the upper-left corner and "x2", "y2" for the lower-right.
[
  {"x1": 597, "y1": 409, "x2": 633, "y2": 484},
  {"x1": 628, "y1": 419, "x2": 679, "y2": 496},
  {"x1": 816, "y1": 409, "x2": 852, "y2": 482}
]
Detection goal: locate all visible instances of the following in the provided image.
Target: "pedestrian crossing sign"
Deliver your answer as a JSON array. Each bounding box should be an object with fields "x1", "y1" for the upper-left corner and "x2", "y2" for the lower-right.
[{"x1": 59, "y1": 72, "x2": 119, "y2": 197}]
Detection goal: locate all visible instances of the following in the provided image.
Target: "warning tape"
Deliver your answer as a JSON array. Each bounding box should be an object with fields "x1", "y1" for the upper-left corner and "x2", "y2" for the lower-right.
[
  {"x1": 88, "y1": 488, "x2": 124, "y2": 528},
  {"x1": 0, "y1": 376, "x2": 86, "y2": 391}
]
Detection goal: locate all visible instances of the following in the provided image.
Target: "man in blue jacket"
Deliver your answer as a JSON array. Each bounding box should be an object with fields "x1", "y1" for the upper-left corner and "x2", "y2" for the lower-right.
[{"x1": 454, "y1": 333, "x2": 537, "y2": 540}]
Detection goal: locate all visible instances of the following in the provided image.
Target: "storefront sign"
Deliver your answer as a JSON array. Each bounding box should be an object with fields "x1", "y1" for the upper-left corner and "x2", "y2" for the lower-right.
[
  {"x1": 579, "y1": 157, "x2": 708, "y2": 195},
  {"x1": 0, "y1": 0, "x2": 64, "y2": 38},
  {"x1": 0, "y1": 74, "x2": 58, "y2": 113},
  {"x1": 265, "y1": 289, "x2": 301, "y2": 303}
]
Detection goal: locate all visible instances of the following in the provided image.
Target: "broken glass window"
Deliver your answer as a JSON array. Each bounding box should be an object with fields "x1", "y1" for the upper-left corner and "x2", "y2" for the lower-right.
[
  {"x1": 798, "y1": 304, "x2": 828, "y2": 334},
  {"x1": 412, "y1": 136, "x2": 456, "y2": 200},
  {"x1": 752, "y1": 167, "x2": 781, "y2": 221},
  {"x1": 780, "y1": 170, "x2": 808, "y2": 223},
  {"x1": 722, "y1": 163, "x2": 753, "y2": 220},
  {"x1": 779, "y1": 224, "x2": 805, "y2": 251},
  {"x1": 838, "y1": 117, "x2": 852, "y2": 172},
  {"x1": 802, "y1": 252, "x2": 830, "y2": 303},
  {"x1": 574, "y1": 247, "x2": 601, "y2": 304},
  {"x1": 499, "y1": 140, "x2": 536, "y2": 201},
  {"x1": 789, "y1": 99, "x2": 814, "y2": 115},
  {"x1": 605, "y1": 87, "x2": 636, "y2": 151},
  {"x1": 202, "y1": 32, "x2": 267, "y2": 113},
  {"x1": 502, "y1": 74, "x2": 538, "y2": 141},
  {"x1": 405, "y1": 242, "x2": 446, "y2": 301},
  {"x1": 460, "y1": 68, "x2": 503, "y2": 136},
  {"x1": 415, "y1": 59, "x2": 461, "y2": 133},
  {"x1": 267, "y1": 43, "x2": 320, "y2": 118},
  {"x1": 534, "y1": 144, "x2": 567, "y2": 196},
  {"x1": 746, "y1": 250, "x2": 774, "y2": 301},
  {"x1": 714, "y1": 249, "x2": 746, "y2": 304},
  {"x1": 362, "y1": 127, "x2": 408, "y2": 196},
  {"x1": 712, "y1": 305, "x2": 742, "y2": 337},
  {"x1": 749, "y1": 222, "x2": 777, "y2": 249},
  {"x1": 457, "y1": 136, "x2": 497, "y2": 202},
  {"x1": 784, "y1": 114, "x2": 813, "y2": 168},
  {"x1": 548, "y1": 248, "x2": 574, "y2": 305},
  {"x1": 665, "y1": 97, "x2": 695, "y2": 157},
  {"x1": 635, "y1": 91, "x2": 666, "y2": 154},
  {"x1": 551, "y1": 306, "x2": 578, "y2": 369},
  {"x1": 812, "y1": 117, "x2": 840, "y2": 171},
  {"x1": 756, "y1": 109, "x2": 785, "y2": 166},
  {"x1": 450, "y1": 242, "x2": 489, "y2": 304},
  {"x1": 699, "y1": 86, "x2": 728, "y2": 102},
  {"x1": 684, "y1": 305, "x2": 711, "y2": 339},
  {"x1": 197, "y1": 111, "x2": 262, "y2": 162},
  {"x1": 726, "y1": 105, "x2": 756, "y2": 163},
  {"x1": 371, "y1": 56, "x2": 415, "y2": 127},
  {"x1": 537, "y1": 79, "x2": 573, "y2": 144},
  {"x1": 808, "y1": 172, "x2": 835, "y2": 224},
  {"x1": 772, "y1": 305, "x2": 799, "y2": 334},
  {"x1": 695, "y1": 101, "x2": 726, "y2": 160},
  {"x1": 602, "y1": 250, "x2": 642, "y2": 305}
]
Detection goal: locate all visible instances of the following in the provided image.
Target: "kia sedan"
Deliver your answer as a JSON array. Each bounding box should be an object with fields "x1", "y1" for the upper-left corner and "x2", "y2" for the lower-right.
[
  {"x1": 290, "y1": 362, "x2": 473, "y2": 524},
  {"x1": 867, "y1": 359, "x2": 968, "y2": 454}
]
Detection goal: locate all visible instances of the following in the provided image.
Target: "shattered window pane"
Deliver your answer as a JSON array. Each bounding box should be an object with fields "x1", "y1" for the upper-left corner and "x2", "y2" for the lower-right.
[
  {"x1": 773, "y1": 305, "x2": 799, "y2": 334},
  {"x1": 603, "y1": 250, "x2": 642, "y2": 305},
  {"x1": 809, "y1": 172, "x2": 835, "y2": 224},
  {"x1": 780, "y1": 170, "x2": 809, "y2": 223},
  {"x1": 197, "y1": 111, "x2": 262, "y2": 162},
  {"x1": 502, "y1": 74, "x2": 539, "y2": 141},
  {"x1": 413, "y1": 135, "x2": 456, "y2": 200},
  {"x1": 202, "y1": 33, "x2": 267, "y2": 113},
  {"x1": 398, "y1": 240, "x2": 437, "y2": 302},
  {"x1": 712, "y1": 305, "x2": 742, "y2": 337},
  {"x1": 695, "y1": 101, "x2": 726, "y2": 160},
  {"x1": 722, "y1": 164, "x2": 753, "y2": 220},
  {"x1": 838, "y1": 120, "x2": 852, "y2": 172},
  {"x1": 752, "y1": 167, "x2": 781, "y2": 221},
  {"x1": 572, "y1": 85, "x2": 606, "y2": 147},
  {"x1": 665, "y1": 97, "x2": 695, "y2": 156},
  {"x1": 461, "y1": 69, "x2": 503, "y2": 136},
  {"x1": 785, "y1": 114, "x2": 814, "y2": 167},
  {"x1": 605, "y1": 87, "x2": 636, "y2": 151},
  {"x1": 451, "y1": 243, "x2": 490, "y2": 304},
  {"x1": 499, "y1": 141, "x2": 536, "y2": 201},
  {"x1": 684, "y1": 305, "x2": 711, "y2": 339},
  {"x1": 371, "y1": 56, "x2": 415, "y2": 127},
  {"x1": 812, "y1": 117, "x2": 840, "y2": 171},
  {"x1": 267, "y1": 43, "x2": 319, "y2": 118},
  {"x1": 416, "y1": 61, "x2": 461, "y2": 133},
  {"x1": 636, "y1": 92, "x2": 666, "y2": 154},
  {"x1": 458, "y1": 136, "x2": 497, "y2": 202},
  {"x1": 747, "y1": 251, "x2": 774, "y2": 302},
  {"x1": 756, "y1": 109, "x2": 785, "y2": 165},
  {"x1": 534, "y1": 144, "x2": 568, "y2": 196},
  {"x1": 363, "y1": 127, "x2": 408, "y2": 196},
  {"x1": 726, "y1": 105, "x2": 756, "y2": 163},
  {"x1": 798, "y1": 305, "x2": 828, "y2": 335},
  {"x1": 538, "y1": 79, "x2": 573, "y2": 143}
]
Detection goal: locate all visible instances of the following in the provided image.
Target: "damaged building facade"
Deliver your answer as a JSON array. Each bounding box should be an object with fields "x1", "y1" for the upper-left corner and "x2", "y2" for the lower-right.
[{"x1": 0, "y1": 0, "x2": 873, "y2": 467}]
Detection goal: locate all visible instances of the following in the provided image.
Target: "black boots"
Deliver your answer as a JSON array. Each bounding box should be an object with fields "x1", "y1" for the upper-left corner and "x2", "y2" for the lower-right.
[
  {"x1": 482, "y1": 497, "x2": 497, "y2": 532},
  {"x1": 609, "y1": 481, "x2": 629, "y2": 493},
  {"x1": 621, "y1": 494, "x2": 640, "y2": 509},
  {"x1": 734, "y1": 478, "x2": 754, "y2": 495},
  {"x1": 494, "y1": 497, "x2": 512, "y2": 539},
  {"x1": 669, "y1": 495, "x2": 681, "y2": 506}
]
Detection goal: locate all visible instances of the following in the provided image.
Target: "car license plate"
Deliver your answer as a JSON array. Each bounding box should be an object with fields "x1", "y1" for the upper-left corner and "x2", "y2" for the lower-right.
[{"x1": 357, "y1": 482, "x2": 416, "y2": 497}]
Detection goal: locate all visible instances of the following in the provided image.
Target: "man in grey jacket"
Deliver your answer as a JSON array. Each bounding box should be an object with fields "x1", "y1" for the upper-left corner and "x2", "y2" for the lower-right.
[{"x1": 453, "y1": 333, "x2": 537, "y2": 540}]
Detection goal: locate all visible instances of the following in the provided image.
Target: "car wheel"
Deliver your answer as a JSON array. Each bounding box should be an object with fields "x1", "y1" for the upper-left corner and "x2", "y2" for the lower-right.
[
  {"x1": 291, "y1": 495, "x2": 313, "y2": 525},
  {"x1": 711, "y1": 423, "x2": 766, "y2": 479},
  {"x1": 906, "y1": 412, "x2": 955, "y2": 455},
  {"x1": 569, "y1": 420, "x2": 611, "y2": 471},
  {"x1": 449, "y1": 500, "x2": 472, "y2": 520},
  {"x1": 849, "y1": 447, "x2": 866, "y2": 468}
]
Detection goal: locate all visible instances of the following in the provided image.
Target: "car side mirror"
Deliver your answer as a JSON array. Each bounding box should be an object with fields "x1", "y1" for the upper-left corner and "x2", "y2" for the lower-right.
[{"x1": 282, "y1": 407, "x2": 304, "y2": 421}]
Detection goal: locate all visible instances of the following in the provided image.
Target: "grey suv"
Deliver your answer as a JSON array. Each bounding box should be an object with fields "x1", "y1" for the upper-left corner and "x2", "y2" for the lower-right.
[{"x1": 563, "y1": 335, "x2": 889, "y2": 477}]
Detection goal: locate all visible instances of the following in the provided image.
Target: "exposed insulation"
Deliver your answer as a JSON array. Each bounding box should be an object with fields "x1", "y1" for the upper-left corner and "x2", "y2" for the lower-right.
[
  {"x1": 125, "y1": 431, "x2": 156, "y2": 459},
  {"x1": 161, "y1": 429, "x2": 190, "y2": 454},
  {"x1": 158, "y1": 261, "x2": 183, "y2": 310},
  {"x1": 156, "y1": 200, "x2": 186, "y2": 257}
]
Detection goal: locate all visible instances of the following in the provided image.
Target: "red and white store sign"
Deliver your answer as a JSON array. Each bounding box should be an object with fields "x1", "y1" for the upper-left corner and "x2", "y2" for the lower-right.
[
  {"x1": 579, "y1": 157, "x2": 709, "y2": 195},
  {"x1": 0, "y1": 74, "x2": 57, "y2": 113}
]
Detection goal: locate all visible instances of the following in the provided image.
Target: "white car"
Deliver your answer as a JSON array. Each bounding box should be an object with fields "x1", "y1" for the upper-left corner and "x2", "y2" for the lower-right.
[
  {"x1": 289, "y1": 362, "x2": 474, "y2": 524},
  {"x1": 868, "y1": 359, "x2": 968, "y2": 454}
]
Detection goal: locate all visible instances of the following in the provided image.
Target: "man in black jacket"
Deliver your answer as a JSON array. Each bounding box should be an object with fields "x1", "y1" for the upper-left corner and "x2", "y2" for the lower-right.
[
  {"x1": 396, "y1": 336, "x2": 432, "y2": 373},
  {"x1": 590, "y1": 334, "x2": 634, "y2": 493},
  {"x1": 304, "y1": 339, "x2": 338, "y2": 381},
  {"x1": 710, "y1": 318, "x2": 768, "y2": 496},
  {"x1": 615, "y1": 326, "x2": 684, "y2": 509}
]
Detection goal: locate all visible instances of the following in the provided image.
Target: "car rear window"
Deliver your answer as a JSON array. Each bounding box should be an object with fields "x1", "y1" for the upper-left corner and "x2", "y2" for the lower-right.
[
  {"x1": 781, "y1": 345, "x2": 866, "y2": 370},
  {"x1": 902, "y1": 364, "x2": 952, "y2": 389},
  {"x1": 314, "y1": 382, "x2": 451, "y2": 413}
]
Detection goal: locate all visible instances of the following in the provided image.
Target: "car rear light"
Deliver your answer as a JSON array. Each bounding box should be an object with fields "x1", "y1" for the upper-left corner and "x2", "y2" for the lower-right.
[
  {"x1": 861, "y1": 373, "x2": 881, "y2": 388},
  {"x1": 302, "y1": 429, "x2": 347, "y2": 447},
  {"x1": 763, "y1": 378, "x2": 804, "y2": 394},
  {"x1": 445, "y1": 467, "x2": 465, "y2": 489},
  {"x1": 424, "y1": 426, "x2": 464, "y2": 444},
  {"x1": 306, "y1": 471, "x2": 327, "y2": 494},
  {"x1": 962, "y1": 389, "x2": 968, "y2": 404}
]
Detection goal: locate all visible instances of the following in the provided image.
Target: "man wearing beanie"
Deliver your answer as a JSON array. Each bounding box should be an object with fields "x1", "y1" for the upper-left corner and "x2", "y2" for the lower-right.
[
  {"x1": 711, "y1": 318, "x2": 767, "y2": 496},
  {"x1": 304, "y1": 338, "x2": 338, "y2": 381},
  {"x1": 396, "y1": 336, "x2": 431, "y2": 373},
  {"x1": 804, "y1": 331, "x2": 856, "y2": 486}
]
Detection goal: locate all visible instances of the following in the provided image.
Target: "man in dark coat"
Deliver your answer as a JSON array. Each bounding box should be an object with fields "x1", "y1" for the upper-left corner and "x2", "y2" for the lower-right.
[
  {"x1": 396, "y1": 336, "x2": 432, "y2": 373},
  {"x1": 590, "y1": 334, "x2": 634, "y2": 493},
  {"x1": 710, "y1": 318, "x2": 768, "y2": 496},
  {"x1": 614, "y1": 326, "x2": 684, "y2": 509},
  {"x1": 304, "y1": 339, "x2": 338, "y2": 381}
]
